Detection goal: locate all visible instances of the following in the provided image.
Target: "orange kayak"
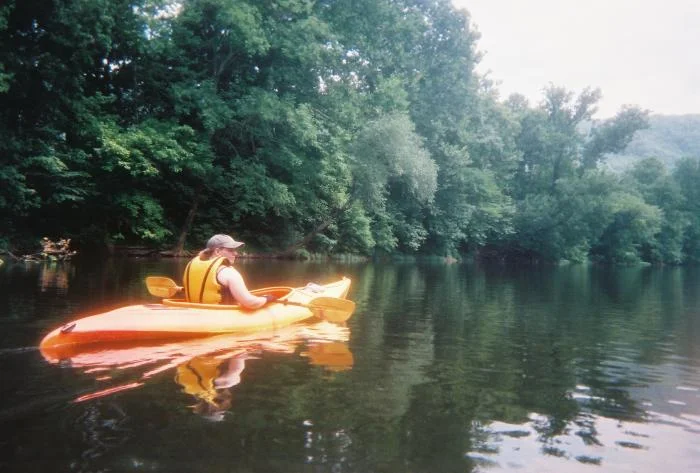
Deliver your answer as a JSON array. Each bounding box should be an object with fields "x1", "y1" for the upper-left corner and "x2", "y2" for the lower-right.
[
  {"x1": 40, "y1": 321, "x2": 353, "y2": 404},
  {"x1": 40, "y1": 277, "x2": 351, "y2": 353}
]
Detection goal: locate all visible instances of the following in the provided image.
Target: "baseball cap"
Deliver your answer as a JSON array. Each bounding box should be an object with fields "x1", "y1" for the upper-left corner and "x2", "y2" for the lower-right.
[{"x1": 206, "y1": 234, "x2": 244, "y2": 250}]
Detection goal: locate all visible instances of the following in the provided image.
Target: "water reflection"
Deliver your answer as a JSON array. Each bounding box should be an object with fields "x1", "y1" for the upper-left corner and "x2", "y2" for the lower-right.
[
  {"x1": 3, "y1": 261, "x2": 700, "y2": 472},
  {"x1": 42, "y1": 321, "x2": 352, "y2": 419},
  {"x1": 343, "y1": 262, "x2": 700, "y2": 472},
  {"x1": 177, "y1": 353, "x2": 248, "y2": 421},
  {"x1": 172, "y1": 339, "x2": 356, "y2": 422},
  {"x1": 38, "y1": 261, "x2": 73, "y2": 293}
]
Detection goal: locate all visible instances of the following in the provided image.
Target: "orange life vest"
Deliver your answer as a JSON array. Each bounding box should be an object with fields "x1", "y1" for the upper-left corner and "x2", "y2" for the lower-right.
[{"x1": 183, "y1": 256, "x2": 229, "y2": 303}]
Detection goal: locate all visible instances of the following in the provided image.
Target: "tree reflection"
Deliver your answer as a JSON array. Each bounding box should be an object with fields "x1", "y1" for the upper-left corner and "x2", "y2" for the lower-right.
[
  {"x1": 25, "y1": 262, "x2": 700, "y2": 472},
  {"x1": 331, "y1": 262, "x2": 686, "y2": 471},
  {"x1": 38, "y1": 260, "x2": 73, "y2": 293}
]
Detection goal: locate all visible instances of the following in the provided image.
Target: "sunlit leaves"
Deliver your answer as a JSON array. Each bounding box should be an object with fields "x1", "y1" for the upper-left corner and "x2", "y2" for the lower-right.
[
  {"x1": 351, "y1": 113, "x2": 437, "y2": 209},
  {"x1": 111, "y1": 192, "x2": 172, "y2": 242},
  {"x1": 97, "y1": 119, "x2": 198, "y2": 176}
]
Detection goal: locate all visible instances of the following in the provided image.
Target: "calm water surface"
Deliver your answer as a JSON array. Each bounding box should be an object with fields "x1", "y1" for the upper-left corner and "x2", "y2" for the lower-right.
[{"x1": 1, "y1": 258, "x2": 699, "y2": 472}]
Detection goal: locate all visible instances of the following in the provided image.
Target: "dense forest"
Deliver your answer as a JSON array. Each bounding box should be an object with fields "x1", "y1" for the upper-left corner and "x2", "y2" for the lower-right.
[{"x1": 1, "y1": 0, "x2": 699, "y2": 264}]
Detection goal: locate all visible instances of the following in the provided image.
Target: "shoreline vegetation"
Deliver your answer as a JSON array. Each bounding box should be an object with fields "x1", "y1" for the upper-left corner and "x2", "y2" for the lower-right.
[
  {"x1": 0, "y1": 238, "x2": 666, "y2": 267},
  {"x1": 2, "y1": 1, "x2": 699, "y2": 266}
]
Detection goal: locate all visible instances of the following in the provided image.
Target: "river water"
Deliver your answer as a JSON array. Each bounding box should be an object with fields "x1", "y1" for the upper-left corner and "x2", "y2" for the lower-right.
[{"x1": 1, "y1": 258, "x2": 699, "y2": 472}]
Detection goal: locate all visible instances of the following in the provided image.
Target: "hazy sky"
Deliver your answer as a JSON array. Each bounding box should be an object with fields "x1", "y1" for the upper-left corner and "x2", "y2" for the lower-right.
[{"x1": 453, "y1": 0, "x2": 700, "y2": 118}]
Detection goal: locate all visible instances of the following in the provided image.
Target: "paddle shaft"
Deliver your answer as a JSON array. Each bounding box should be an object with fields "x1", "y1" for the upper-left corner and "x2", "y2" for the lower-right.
[{"x1": 276, "y1": 299, "x2": 317, "y2": 310}]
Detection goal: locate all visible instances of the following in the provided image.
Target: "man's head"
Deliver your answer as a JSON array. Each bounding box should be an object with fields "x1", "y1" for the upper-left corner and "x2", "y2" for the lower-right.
[
  {"x1": 204, "y1": 234, "x2": 244, "y2": 260},
  {"x1": 206, "y1": 234, "x2": 244, "y2": 250}
]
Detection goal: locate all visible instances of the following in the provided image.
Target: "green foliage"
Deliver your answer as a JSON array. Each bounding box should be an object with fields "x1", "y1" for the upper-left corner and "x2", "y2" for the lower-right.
[
  {"x1": 348, "y1": 112, "x2": 437, "y2": 252},
  {"x1": 351, "y1": 113, "x2": 437, "y2": 208},
  {"x1": 624, "y1": 158, "x2": 686, "y2": 263},
  {"x1": 512, "y1": 169, "x2": 661, "y2": 264},
  {"x1": 430, "y1": 165, "x2": 514, "y2": 256},
  {"x1": 0, "y1": 2, "x2": 11, "y2": 93},
  {"x1": 111, "y1": 192, "x2": 172, "y2": 242},
  {"x1": 504, "y1": 85, "x2": 655, "y2": 263},
  {"x1": 673, "y1": 158, "x2": 700, "y2": 263},
  {"x1": 334, "y1": 204, "x2": 375, "y2": 255},
  {"x1": 0, "y1": 0, "x2": 697, "y2": 264},
  {"x1": 98, "y1": 119, "x2": 200, "y2": 176},
  {"x1": 514, "y1": 173, "x2": 613, "y2": 262},
  {"x1": 592, "y1": 191, "x2": 662, "y2": 264}
]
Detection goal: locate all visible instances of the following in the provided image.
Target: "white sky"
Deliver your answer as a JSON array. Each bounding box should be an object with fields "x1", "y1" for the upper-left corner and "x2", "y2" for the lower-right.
[{"x1": 453, "y1": 0, "x2": 700, "y2": 118}]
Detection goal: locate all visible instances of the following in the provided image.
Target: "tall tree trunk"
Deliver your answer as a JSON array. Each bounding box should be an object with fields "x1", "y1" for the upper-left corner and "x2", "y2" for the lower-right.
[{"x1": 173, "y1": 194, "x2": 201, "y2": 256}]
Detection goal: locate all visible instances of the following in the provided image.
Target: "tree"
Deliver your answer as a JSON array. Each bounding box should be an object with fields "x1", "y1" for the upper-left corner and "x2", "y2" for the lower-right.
[
  {"x1": 581, "y1": 106, "x2": 650, "y2": 171},
  {"x1": 673, "y1": 157, "x2": 700, "y2": 263},
  {"x1": 507, "y1": 85, "x2": 651, "y2": 261},
  {"x1": 625, "y1": 157, "x2": 686, "y2": 263},
  {"x1": 591, "y1": 190, "x2": 662, "y2": 264},
  {"x1": 0, "y1": 0, "x2": 152, "y2": 244},
  {"x1": 349, "y1": 112, "x2": 437, "y2": 252}
]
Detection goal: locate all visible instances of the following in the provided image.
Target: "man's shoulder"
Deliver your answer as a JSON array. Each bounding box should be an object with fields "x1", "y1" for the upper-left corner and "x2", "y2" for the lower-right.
[{"x1": 216, "y1": 265, "x2": 242, "y2": 281}]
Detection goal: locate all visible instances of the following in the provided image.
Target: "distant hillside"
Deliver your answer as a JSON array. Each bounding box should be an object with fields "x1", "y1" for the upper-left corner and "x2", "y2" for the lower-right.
[{"x1": 605, "y1": 114, "x2": 700, "y2": 171}]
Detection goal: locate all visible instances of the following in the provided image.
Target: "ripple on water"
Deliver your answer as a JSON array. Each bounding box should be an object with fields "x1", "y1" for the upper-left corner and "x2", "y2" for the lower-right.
[{"x1": 464, "y1": 409, "x2": 700, "y2": 473}]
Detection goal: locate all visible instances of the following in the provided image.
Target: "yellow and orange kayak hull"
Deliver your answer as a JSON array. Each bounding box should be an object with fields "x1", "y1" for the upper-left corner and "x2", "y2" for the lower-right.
[{"x1": 40, "y1": 278, "x2": 351, "y2": 356}]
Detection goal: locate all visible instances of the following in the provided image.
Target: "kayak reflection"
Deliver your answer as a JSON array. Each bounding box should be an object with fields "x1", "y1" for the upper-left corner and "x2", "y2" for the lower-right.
[{"x1": 44, "y1": 321, "x2": 352, "y2": 409}]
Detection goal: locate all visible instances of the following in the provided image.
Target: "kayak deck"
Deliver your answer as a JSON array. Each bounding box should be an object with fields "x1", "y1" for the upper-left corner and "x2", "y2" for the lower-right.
[{"x1": 39, "y1": 277, "x2": 351, "y2": 352}]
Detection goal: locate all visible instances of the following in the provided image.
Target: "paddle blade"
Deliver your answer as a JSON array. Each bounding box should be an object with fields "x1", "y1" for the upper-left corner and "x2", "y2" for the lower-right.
[
  {"x1": 307, "y1": 297, "x2": 356, "y2": 323},
  {"x1": 145, "y1": 276, "x2": 181, "y2": 298}
]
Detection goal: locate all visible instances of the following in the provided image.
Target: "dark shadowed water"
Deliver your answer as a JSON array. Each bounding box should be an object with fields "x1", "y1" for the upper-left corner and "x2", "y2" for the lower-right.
[{"x1": 1, "y1": 257, "x2": 699, "y2": 472}]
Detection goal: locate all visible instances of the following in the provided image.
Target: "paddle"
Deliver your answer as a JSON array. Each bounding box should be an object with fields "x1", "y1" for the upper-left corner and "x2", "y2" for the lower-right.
[
  {"x1": 145, "y1": 276, "x2": 183, "y2": 298},
  {"x1": 144, "y1": 277, "x2": 355, "y2": 323},
  {"x1": 283, "y1": 297, "x2": 355, "y2": 323}
]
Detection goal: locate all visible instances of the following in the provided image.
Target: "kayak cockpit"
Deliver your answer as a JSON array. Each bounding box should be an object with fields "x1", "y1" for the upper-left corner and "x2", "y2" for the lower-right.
[{"x1": 161, "y1": 287, "x2": 294, "y2": 309}]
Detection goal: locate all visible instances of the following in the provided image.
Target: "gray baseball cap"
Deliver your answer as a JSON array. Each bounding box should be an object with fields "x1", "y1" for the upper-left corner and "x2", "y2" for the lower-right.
[{"x1": 206, "y1": 234, "x2": 244, "y2": 250}]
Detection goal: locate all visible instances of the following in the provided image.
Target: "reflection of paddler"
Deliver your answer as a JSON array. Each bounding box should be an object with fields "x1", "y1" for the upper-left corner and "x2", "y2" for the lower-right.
[
  {"x1": 304, "y1": 342, "x2": 353, "y2": 372},
  {"x1": 175, "y1": 354, "x2": 247, "y2": 421}
]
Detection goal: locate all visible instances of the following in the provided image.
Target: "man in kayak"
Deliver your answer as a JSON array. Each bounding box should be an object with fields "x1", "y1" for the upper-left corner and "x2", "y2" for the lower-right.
[{"x1": 183, "y1": 234, "x2": 275, "y2": 309}]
